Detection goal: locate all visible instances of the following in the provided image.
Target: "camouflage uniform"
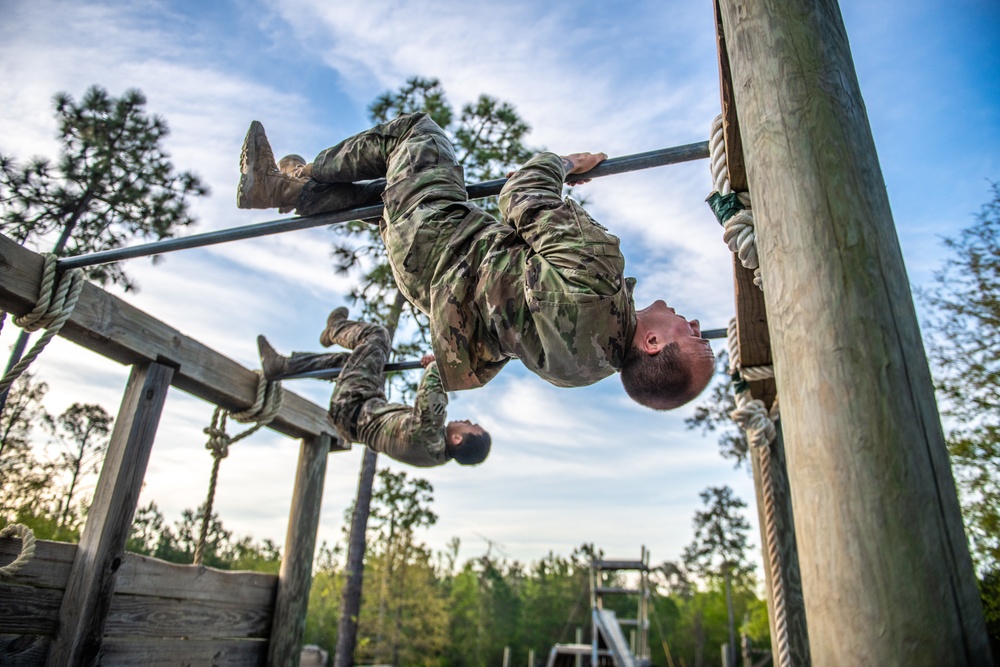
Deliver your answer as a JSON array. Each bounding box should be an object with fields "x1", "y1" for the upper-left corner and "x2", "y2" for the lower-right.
[
  {"x1": 314, "y1": 317, "x2": 450, "y2": 468},
  {"x1": 302, "y1": 113, "x2": 637, "y2": 392}
]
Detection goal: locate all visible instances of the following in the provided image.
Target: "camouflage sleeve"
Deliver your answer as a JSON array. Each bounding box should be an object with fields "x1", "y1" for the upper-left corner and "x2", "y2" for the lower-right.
[
  {"x1": 408, "y1": 361, "x2": 449, "y2": 455},
  {"x1": 498, "y1": 152, "x2": 625, "y2": 296}
]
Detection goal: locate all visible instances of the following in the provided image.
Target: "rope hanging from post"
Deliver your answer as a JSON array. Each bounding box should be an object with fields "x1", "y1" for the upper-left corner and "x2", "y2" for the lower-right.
[
  {"x1": 194, "y1": 371, "x2": 284, "y2": 565},
  {"x1": 726, "y1": 318, "x2": 790, "y2": 667},
  {"x1": 0, "y1": 254, "x2": 84, "y2": 395},
  {"x1": 0, "y1": 523, "x2": 37, "y2": 578},
  {"x1": 706, "y1": 115, "x2": 763, "y2": 290}
]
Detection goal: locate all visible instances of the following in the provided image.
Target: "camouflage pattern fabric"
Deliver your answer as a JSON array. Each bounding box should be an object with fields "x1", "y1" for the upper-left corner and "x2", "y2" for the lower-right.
[
  {"x1": 304, "y1": 113, "x2": 637, "y2": 392},
  {"x1": 321, "y1": 317, "x2": 449, "y2": 468}
]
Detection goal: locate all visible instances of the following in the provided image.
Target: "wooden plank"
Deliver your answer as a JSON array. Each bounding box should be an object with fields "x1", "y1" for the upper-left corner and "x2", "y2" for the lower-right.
[
  {"x1": 714, "y1": 0, "x2": 748, "y2": 192},
  {"x1": 100, "y1": 637, "x2": 266, "y2": 666},
  {"x1": 47, "y1": 362, "x2": 174, "y2": 666},
  {"x1": 717, "y1": 0, "x2": 990, "y2": 663},
  {"x1": 0, "y1": 538, "x2": 75, "y2": 589},
  {"x1": 0, "y1": 585, "x2": 63, "y2": 634},
  {"x1": 268, "y1": 434, "x2": 331, "y2": 666},
  {"x1": 105, "y1": 593, "x2": 272, "y2": 639},
  {"x1": 733, "y1": 261, "x2": 775, "y2": 409},
  {"x1": 0, "y1": 233, "x2": 343, "y2": 446},
  {"x1": 0, "y1": 634, "x2": 52, "y2": 666},
  {"x1": 716, "y1": 0, "x2": 775, "y2": 409},
  {"x1": 116, "y1": 552, "x2": 276, "y2": 608}
]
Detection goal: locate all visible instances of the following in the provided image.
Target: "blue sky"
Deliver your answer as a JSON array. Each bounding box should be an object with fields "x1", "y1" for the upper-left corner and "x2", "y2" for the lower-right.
[{"x1": 1, "y1": 0, "x2": 997, "y2": 570}]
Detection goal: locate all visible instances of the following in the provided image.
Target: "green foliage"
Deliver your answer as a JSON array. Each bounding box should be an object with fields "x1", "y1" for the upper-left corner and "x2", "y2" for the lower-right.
[
  {"x1": 0, "y1": 85, "x2": 207, "y2": 291},
  {"x1": 686, "y1": 351, "x2": 751, "y2": 468},
  {"x1": 924, "y1": 182, "x2": 1000, "y2": 572},
  {"x1": 682, "y1": 486, "x2": 756, "y2": 666},
  {"x1": 683, "y1": 486, "x2": 755, "y2": 584},
  {"x1": 0, "y1": 373, "x2": 53, "y2": 515},
  {"x1": 52, "y1": 402, "x2": 112, "y2": 529}
]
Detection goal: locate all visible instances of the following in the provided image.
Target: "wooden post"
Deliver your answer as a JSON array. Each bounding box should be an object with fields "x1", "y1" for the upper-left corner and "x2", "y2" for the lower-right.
[
  {"x1": 46, "y1": 362, "x2": 174, "y2": 666},
  {"x1": 268, "y1": 434, "x2": 332, "y2": 667},
  {"x1": 716, "y1": 0, "x2": 991, "y2": 663}
]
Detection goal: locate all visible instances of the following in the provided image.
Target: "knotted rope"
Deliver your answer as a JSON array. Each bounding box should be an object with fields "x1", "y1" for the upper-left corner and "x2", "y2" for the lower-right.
[
  {"x1": 0, "y1": 254, "x2": 85, "y2": 395},
  {"x1": 0, "y1": 523, "x2": 37, "y2": 578},
  {"x1": 707, "y1": 115, "x2": 763, "y2": 290},
  {"x1": 194, "y1": 371, "x2": 283, "y2": 565},
  {"x1": 726, "y1": 319, "x2": 789, "y2": 667}
]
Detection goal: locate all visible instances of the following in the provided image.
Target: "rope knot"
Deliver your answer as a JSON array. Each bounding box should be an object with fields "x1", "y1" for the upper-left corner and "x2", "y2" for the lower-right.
[
  {"x1": 708, "y1": 115, "x2": 763, "y2": 290},
  {"x1": 203, "y1": 420, "x2": 232, "y2": 459},
  {"x1": 0, "y1": 523, "x2": 37, "y2": 579},
  {"x1": 0, "y1": 253, "x2": 85, "y2": 396}
]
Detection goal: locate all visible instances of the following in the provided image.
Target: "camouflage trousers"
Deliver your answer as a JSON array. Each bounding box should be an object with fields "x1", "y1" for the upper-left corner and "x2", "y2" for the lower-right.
[
  {"x1": 292, "y1": 317, "x2": 392, "y2": 445},
  {"x1": 297, "y1": 113, "x2": 472, "y2": 314}
]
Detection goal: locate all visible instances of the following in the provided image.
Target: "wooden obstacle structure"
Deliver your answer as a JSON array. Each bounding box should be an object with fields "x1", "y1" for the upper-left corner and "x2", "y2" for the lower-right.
[
  {"x1": 0, "y1": 233, "x2": 345, "y2": 665},
  {"x1": 1, "y1": 0, "x2": 995, "y2": 664}
]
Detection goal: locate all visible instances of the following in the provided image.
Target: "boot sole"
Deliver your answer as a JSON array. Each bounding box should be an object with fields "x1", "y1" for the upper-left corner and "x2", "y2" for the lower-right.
[{"x1": 238, "y1": 121, "x2": 265, "y2": 209}]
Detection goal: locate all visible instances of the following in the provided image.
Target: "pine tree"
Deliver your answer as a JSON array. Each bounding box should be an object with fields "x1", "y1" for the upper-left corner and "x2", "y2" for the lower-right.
[
  {"x1": 0, "y1": 85, "x2": 208, "y2": 290},
  {"x1": 52, "y1": 402, "x2": 112, "y2": 529},
  {"x1": 682, "y1": 486, "x2": 755, "y2": 667}
]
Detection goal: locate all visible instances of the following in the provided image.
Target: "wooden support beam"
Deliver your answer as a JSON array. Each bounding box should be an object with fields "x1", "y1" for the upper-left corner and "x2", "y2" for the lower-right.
[
  {"x1": 46, "y1": 362, "x2": 173, "y2": 666},
  {"x1": 0, "y1": 233, "x2": 342, "y2": 446},
  {"x1": 716, "y1": 0, "x2": 990, "y2": 663},
  {"x1": 713, "y1": 0, "x2": 775, "y2": 409},
  {"x1": 268, "y1": 434, "x2": 331, "y2": 666}
]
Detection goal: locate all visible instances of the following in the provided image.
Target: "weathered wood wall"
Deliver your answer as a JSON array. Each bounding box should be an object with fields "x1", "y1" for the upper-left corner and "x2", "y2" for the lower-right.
[{"x1": 1, "y1": 538, "x2": 277, "y2": 666}]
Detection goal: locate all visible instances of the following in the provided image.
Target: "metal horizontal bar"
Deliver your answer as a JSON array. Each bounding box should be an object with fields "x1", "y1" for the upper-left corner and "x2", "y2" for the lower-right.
[
  {"x1": 595, "y1": 587, "x2": 643, "y2": 595},
  {"x1": 279, "y1": 326, "x2": 726, "y2": 381},
  {"x1": 593, "y1": 559, "x2": 649, "y2": 570},
  {"x1": 280, "y1": 360, "x2": 424, "y2": 381},
  {"x1": 57, "y1": 141, "x2": 709, "y2": 271}
]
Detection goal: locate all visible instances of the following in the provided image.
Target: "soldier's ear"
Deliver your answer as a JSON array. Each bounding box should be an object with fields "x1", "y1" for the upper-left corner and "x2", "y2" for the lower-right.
[{"x1": 641, "y1": 331, "x2": 662, "y2": 355}]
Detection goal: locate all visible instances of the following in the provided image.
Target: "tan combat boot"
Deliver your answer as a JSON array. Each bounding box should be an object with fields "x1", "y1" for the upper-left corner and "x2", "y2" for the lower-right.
[
  {"x1": 237, "y1": 121, "x2": 307, "y2": 212},
  {"x1": 257, "y1": 335, "x2": 289, "y2": 381},
  {"x1": 319, "y1": 307, "x2": 350, "y2": 348}
]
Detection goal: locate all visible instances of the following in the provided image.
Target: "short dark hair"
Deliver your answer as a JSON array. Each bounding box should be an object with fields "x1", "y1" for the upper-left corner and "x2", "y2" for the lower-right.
[
  {"x1": 448, "y1": 431, "x2": 492, "y2": 466},
  {"x1": 620, "y1": 341, "x2": 705, "y2": 410}
]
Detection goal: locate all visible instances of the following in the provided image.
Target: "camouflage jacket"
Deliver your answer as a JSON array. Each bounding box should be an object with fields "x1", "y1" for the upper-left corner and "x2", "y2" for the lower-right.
[
  {"x1": 355, "y1": 361, "x2": 450, "y2": 467},
  {"x1": 395, "y1": 152, "x2": 637, "y2": 391}
]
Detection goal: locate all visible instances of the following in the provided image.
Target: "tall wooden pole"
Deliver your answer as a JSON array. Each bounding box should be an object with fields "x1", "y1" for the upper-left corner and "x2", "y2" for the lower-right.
[{"x1": 716, "y1": 0, "x2": 991, "y2": 663}]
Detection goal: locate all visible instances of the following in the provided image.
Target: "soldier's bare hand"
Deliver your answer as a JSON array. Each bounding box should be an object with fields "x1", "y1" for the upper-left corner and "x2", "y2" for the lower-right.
[
  {"x1": 561, "y1": 152, "x2": 607, "y2": 185},
  {"x1": 420, "y1": 354, "x2": 436, "y2": 368}
]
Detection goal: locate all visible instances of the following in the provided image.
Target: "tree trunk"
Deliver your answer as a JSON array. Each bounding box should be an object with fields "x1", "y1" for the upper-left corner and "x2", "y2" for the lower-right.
[
  {"x1": 724, "y1": 570, "x2": 736, "y2": 667},
  {"x1": 333, "y1": 291, "x2": 407, "y2": 667}
]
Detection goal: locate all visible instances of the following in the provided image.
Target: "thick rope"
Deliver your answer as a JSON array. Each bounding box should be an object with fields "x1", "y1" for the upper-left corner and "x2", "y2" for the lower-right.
[
  {"x1": 726, "y1": 319, "x2": 789, "y2": 667},
  {"x1": 707, "y1": 115, "x2": 763, "y2": 290},
  {"x1": 194, "y1": 371, "x2": 283, "y2": 565},
  {"x1": 0, "y1": 254, "x2": 85, "y2": 395},
  {"x1": 0, "y1": 523, "x2": 37, "y2": 578}
]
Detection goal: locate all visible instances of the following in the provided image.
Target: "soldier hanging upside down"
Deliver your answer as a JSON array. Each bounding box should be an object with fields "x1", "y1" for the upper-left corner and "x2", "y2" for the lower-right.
[
  {"x1": 238, "y1": 113, "x2": 714, "y2": 410},
  {"x1": 258, "y1": 308, "x2": 490, "y2": 468}
]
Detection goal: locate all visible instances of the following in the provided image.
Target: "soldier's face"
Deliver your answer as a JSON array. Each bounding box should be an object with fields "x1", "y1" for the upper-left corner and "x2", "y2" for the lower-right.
[
  {"x1": 638, "y1": 300, "x2": 701, "y2": 339},
  {"x1": 446, "y1": 420, "x2": 486, "y2": 443}
]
